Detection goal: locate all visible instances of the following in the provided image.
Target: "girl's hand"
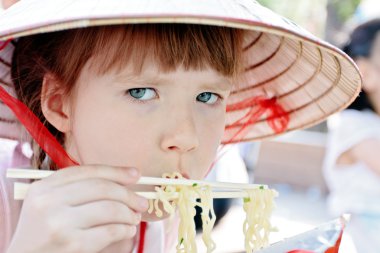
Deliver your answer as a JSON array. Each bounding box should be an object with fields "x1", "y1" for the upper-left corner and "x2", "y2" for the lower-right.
[{"x1": 6, "y1": 165, "x2": 149, "y2": 253}]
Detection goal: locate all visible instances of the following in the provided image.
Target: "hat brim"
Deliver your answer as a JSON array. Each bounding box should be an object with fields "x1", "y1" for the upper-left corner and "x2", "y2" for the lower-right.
[{"x1": 0, "y1": 0, "x2": 361, "y2": 142}]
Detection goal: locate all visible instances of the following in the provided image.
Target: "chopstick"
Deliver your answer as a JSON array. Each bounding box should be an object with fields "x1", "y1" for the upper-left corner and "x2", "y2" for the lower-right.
[
  {"x1": 13, "y1": 182, "x2": 252, "y2": 200},
  {"x1": 6, "y1": 168, "x2": 267, "y2": 190},
  {"x1": 7, "y1": 168, "x2": 272, "y2": 201}
]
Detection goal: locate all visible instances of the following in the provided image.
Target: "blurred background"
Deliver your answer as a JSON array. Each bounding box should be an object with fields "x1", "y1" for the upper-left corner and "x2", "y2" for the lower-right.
[
  {"x1": 2, "y1": 0, "x2": 380, "y2": 252},
  {"x1": 195, "y1": 0, "x2": 380, "y2": 252}
]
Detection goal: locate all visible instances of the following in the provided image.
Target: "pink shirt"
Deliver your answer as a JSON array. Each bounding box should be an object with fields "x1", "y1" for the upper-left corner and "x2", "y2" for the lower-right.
[{"x1": 0, "y1": 141, "x2": 30, "y2": 253}]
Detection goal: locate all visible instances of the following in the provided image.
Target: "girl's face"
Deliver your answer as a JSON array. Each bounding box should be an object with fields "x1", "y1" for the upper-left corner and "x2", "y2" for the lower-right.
[{"x1": 64, "y1": 59, "x2": 232, "y2": 181}]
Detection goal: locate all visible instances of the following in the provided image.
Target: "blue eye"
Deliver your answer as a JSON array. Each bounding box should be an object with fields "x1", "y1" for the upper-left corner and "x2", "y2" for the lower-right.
[
  {"x1": 128, "y1": 88, "x2": 157, "y2": 100},
  {"x1": 197, "y1": 92, "x2": 219, "y2": 104}
]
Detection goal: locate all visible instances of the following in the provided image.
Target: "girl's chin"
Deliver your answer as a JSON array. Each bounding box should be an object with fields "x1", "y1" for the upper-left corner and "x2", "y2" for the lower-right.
[{"x1": 142, "y1": 210, "x2": 171, "y2": 222}]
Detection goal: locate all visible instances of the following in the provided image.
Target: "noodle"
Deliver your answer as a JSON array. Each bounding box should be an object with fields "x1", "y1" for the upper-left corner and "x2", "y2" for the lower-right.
[
  {"x1": 242, "y1": 188, "x2": 278, "y2": 252},
  {"x1": 194, "y1": 185, "x2": 216, "y2": 253},
  {"x1": 148, "y1": 172, "x2": 216, "y2": 253},
  {"x1": 176, "y1": 185, "x2": 199, "y2": 252},
  {"x1": 148, "y1": 173, "x2": 277, "y2": 253}
]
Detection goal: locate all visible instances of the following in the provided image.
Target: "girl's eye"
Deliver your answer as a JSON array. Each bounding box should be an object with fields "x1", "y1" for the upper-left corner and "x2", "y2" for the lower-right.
[
  {"x1": 196, "y1": 92, "x2": 220, "y2": 104},
  {"x1": 128, "y1": 88, "x2": 157, "y2": 100}
]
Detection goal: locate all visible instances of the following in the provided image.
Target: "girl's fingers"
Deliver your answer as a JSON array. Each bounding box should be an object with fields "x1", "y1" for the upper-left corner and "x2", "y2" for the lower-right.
[
  {"x1": 59, "y1": 179, "x2": 149, "y2": 212},
  {"x1": 42, "y1": 165, "x2": 140, "y2": 188},
  {"x1": 71, "y1": 200, "x2": 141, "y2": 229},
  {"x1": 80, "y1": 224, "x2": 137, "y2": 252}
]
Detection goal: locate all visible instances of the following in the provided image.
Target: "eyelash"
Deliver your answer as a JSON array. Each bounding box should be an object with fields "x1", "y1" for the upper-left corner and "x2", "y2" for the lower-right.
[
  {"x1": 197, "y1": 92, "x2": 223, "y2": 106},
  {"x1": 125, "y1": 88, "x2": 224, "y2": 105},
  {"x1": 125, "y1": 88, "x2": 158, "y2": 104}
]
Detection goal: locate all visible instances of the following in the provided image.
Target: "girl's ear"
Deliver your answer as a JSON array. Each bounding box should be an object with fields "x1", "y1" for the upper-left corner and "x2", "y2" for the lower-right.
[{"x1": 41, "y1": 74, "x2": 71, "y2": 133}]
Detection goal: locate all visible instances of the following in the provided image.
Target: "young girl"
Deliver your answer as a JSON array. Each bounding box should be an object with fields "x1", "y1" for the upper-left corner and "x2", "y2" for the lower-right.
[{"x1": 0, "y1": 0, "x2": 361, "y2": 252}]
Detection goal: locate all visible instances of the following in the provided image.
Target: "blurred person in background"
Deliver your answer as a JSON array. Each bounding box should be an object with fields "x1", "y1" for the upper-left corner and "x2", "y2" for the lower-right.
[{"x1": 323, "y1": 19, "x2": 380, "y2": 253}]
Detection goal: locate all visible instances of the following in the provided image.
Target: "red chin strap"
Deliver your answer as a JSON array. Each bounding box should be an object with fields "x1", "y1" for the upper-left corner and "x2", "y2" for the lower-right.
[
  {"x1": 0, "y1": 39, "x2": 12, "y2": 50},
  {"x1": 138, "y1": 222, "x2": 147, "y2": 253},
  {"x1": 0, "y1": 85, "x2": 78, "y2": 168},
  {"x1": 0, "y1": 37, "x2": 77, "y2": 168}
]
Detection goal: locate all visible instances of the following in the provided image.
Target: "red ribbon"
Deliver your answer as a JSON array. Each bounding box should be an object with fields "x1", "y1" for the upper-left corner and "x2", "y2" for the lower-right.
[
  {"x1": 0, "y1": 39, "x2": 77, "y2": 168},
  {"x1": 206, "y1": 96, "x2": 289, "y2": 176},
  {"x1": 0, "y1": 85, "x2": 78, "y2": 168},
  {"x1": 138, "y1": 222, "x2": 147, "y2": 253},
  {"x1": 225, "y1": 96, "x2": 289, "y2": 143},
  {"x1": 0, "y1": 39, "x2": 12, "y2": 50}
]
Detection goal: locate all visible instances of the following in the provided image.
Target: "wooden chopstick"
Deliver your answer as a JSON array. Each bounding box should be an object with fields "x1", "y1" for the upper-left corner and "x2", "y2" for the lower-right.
[
  {"x1": 13, "y1": 182, "x2": 252, "y2": 200},
  {"x1": 7, "y1": 168, "x2": 53, "y2": 179},
  {"x1": 6, "y1": 168, "x2": 267, "y2": 190}
]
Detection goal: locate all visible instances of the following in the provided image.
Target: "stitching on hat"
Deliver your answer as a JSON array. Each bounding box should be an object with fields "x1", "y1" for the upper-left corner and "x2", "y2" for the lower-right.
[
  {"x1": 245, "y1": 36, "x2": 284, "y2": 71},
  {"x1": 242, "y1": 53, "x2": 341, "y2": 128},
  {"x1": 232, "y1": 39, "x2": 301, "y2": 95},
  {"x1": 223, "y1": 51, "x2": 342, "y2": 142},
  {"x1": 0, "y1": 57, "x2": 11, "y2": 68},
  {"x1": 277, "y1": 45, "x2": 321, "y2": 99},
  {"x1": 243, "y1": 32, "x2": 263, "y2": 51},
  {"x1": 0, "y1": 115, "x2": 17, "y2": 124},
  {"x1": 0, "y1": 39, "x2": 11, "y2": 51},
  {"x1": 0, "y1": 78, "x2": 12, "y2": 87}
]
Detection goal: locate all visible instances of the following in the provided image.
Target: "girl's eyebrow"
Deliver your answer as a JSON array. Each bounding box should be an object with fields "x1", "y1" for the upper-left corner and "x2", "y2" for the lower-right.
[
  {"x1": 113, "y1": 72, "x2": 158, "y2": 85},
  {"x1": 199, "y1": 80, "x2": 232, "y2": 92},
  {"x1": 113, "y1": 71, "x2": 231, "y2": 91}
]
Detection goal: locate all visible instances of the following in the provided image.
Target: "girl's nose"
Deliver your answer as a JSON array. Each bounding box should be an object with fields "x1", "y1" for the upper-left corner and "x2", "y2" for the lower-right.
[{"x1": 160, "y1": 112, "x2": 199, "y2": 154}]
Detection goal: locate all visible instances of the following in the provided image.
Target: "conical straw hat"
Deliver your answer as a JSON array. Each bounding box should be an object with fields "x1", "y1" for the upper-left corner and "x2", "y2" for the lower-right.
[{"x1": 0, "y1": 0, "x2": 361, "y2": 143}]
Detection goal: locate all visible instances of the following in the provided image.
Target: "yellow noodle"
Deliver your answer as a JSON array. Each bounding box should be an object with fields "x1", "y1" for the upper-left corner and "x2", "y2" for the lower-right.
[
  {"x1": 148, "y1": 173, "x2": 277, "y2": 253},
  {"x1": 194, "y1": 185, "x2": 216, "y2": 253},
  {"x1": 176, "y1": 185, "x2": 198, "y2": 252},
  {"x1": 242, "y1": 188, "x2": 277, "y2": 252}
]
